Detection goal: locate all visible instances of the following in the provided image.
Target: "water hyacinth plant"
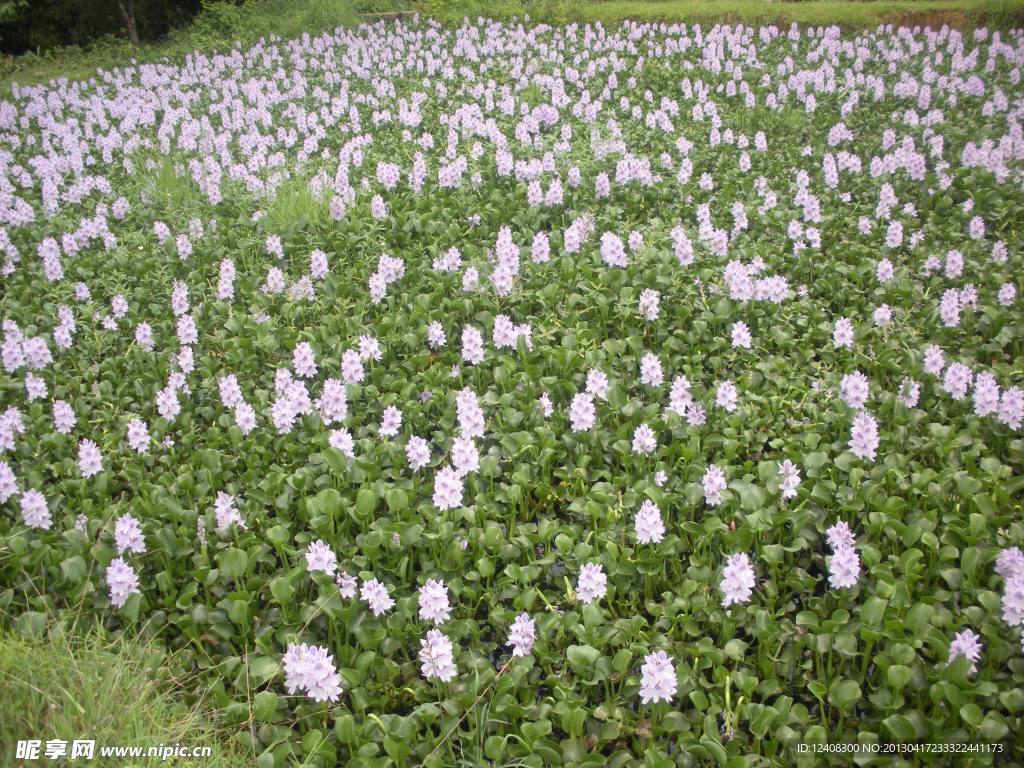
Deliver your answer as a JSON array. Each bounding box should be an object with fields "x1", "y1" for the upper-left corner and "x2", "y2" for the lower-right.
[{"x1": 0, "y1": 11, "x2": 1023, "y2": 767}]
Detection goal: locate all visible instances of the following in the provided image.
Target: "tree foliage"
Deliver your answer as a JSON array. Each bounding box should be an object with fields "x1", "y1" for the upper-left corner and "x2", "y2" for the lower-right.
[{"x1": 0, "y1": 0, "x2": 202, "y2": 55}]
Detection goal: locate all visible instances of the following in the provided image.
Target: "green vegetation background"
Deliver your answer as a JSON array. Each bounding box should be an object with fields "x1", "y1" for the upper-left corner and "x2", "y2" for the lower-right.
[{"x1": 3, "y1": 0, "x2": 1024, "y2": 93}]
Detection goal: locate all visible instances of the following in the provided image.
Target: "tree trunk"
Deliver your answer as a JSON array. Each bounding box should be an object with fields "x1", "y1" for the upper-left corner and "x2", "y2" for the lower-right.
[{"x1": 115, "y1": 0, "x2": 139, "y2": 44}]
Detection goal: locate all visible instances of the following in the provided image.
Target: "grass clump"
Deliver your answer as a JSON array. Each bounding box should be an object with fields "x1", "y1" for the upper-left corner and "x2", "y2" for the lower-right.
[{"x1": 0, "y1": 625, "x2": 248, "y2": 767}]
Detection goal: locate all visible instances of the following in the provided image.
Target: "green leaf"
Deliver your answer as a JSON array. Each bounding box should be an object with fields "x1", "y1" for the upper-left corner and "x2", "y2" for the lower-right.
[
  {"x1": 959, "y1": 703, "x2": 983, "y2": 728},
  {"x1": 15, "y1": 611, "x2": 47, "y2": 638},
  {"x1": 334, "y1": 714, "x2": 357, "y2": 744},
  {"x1": 730, "y1": 480, "x2": 765, "y2": 512},
  {"x1": 724, "y1": 639, "x2": 747, "y2": 660},
  {"x1": 886, "y1": 664, "x2": 912, "y2": 689},
  {"x1": 827, "y1": 679, "x2": 861, "y2": 713},
  {"x1": 384, "y1": 734, "x2": 410, "y2": 761},
  {"x1": 698, "y1": 735, "x2": 728, "y2": 763},
  {"x1": 566, "y1": 644, "x2": 600, "y2": 668},
  {"x1": 882, "y1": 714, "x2": 917, "y2": 741},
  {"x1": 269, "y1": 576, "x2": 294, "y2": 605},
  {"x1": 795, "y1": 611, "x2": 819, "y2": 629},
  {"x1": 521, "y1": 718, "x2": 552, "y2": 745},
  {"x1": 904, "y1": 603, "x2": 933, "y2": 633},
  {"x1": 354, "y1": 487, "x2": 377, "y2": 520},
  {"x1": 385, "y1": 487, "x2": 409, "y2": 512},
  {"x1": 218, "y1": 547, "x2": 248, "y2": 581},
  {"x1": 121, "y1": 593, "x2": 142, "y2": 622},
  {"x1": 689, "y1": 690, "x2": 709, "y2": 711},
  {"x1": 978, "y1": 713, "x2": 1009, "y2": 740},
  {"x1": 266, "y1": 525, "x2": 290, "y2": 547},
  {"x1": 323, "y1": 448, "x2": 349, "y2": 475},
  {"x1": 483, "y1": 737, "x2": 507, "y2": 761},
  {"x1": 803, "y1": 452, "x2": 829, "y2": 473},
  {"x1": 312, "y1": 487, "x2": 341, "y2": 517},
  {"x1": 253, "y1": 691, "x2": 277, "y2": 722},
  {"x1": 973, "y1": 494, "x2": 995, "y2": 516},
  {"x1": 249, "y1": 657, "x2": 279, "y2": 687},
  {"x1": 860, "y1": 596, "x2": 887, "y2": 626},
  {"x1": 749, "y1": 706, "x2": 778, "y2": 739},
  {"x1": 228, "y1": 597, "x2": 249, "y2": 625},
  {"x1": 60, "y1": 555, "x2": 87, "y2": 582},
  {"x1": 662, "y1": 711, "x2": 688, "y2": 733}
]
